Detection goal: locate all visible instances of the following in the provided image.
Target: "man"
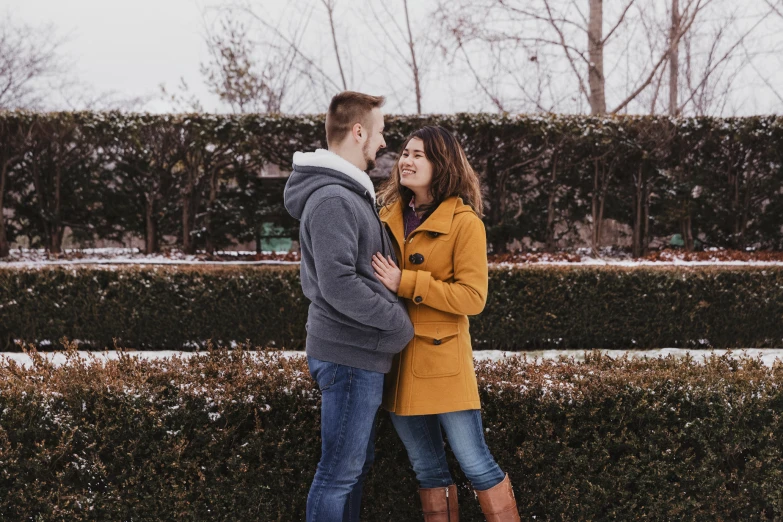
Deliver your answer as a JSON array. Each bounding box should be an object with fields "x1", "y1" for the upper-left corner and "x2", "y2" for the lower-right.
[{"x1": 284, "y1": 91, "x2": 414, "y2": 522}]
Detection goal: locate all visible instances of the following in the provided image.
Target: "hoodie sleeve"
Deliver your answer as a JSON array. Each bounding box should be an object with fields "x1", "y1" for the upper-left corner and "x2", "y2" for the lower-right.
[{"x1": 307, "y1": 196, "x2": 411, "y2": 333}]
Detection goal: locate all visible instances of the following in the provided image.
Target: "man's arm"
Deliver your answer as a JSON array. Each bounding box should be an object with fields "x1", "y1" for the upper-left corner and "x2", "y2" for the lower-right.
[{"x1": 308, "y1": 196, "x2": 410, "y2": 332}]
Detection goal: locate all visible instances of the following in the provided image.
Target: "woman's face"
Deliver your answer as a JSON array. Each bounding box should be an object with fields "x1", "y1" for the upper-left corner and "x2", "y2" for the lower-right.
[{"x1": 398, "y1": 137, "x2": 433, "y2": 194}]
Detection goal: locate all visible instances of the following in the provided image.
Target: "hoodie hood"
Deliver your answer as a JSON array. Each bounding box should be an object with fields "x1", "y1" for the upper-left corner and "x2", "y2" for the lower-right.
[{"x1": 285, "y1": 149, "x2": 376, "y2": 220}]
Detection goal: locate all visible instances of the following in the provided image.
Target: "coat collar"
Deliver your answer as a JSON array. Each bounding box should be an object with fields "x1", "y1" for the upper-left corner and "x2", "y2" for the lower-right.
[
  {"x1": 292, "y1": 149, "x2": 376, "y2": 203},
  {"x1": 380, "y1": 196, "x2": 472, "y2": 247}
]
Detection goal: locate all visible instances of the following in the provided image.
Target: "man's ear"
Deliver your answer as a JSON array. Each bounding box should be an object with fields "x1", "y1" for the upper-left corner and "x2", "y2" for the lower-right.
[{"x1": 351, "y1": 122, "x2": 364, "y2": 142}]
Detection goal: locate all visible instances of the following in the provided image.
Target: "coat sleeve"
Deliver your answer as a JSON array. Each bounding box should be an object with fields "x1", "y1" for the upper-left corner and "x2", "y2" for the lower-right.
[
  {"x1": 308, "y1": 196, "x2": 412, "y2": 333},
  {"x1": 397, "y1": 213, "x2": 488, "y2": 316}
]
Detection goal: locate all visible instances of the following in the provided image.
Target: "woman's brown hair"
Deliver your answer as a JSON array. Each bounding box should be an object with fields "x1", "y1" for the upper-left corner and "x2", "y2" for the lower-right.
[{"x1": 376, "y1": 126, "x2": 483, "y2": 217}]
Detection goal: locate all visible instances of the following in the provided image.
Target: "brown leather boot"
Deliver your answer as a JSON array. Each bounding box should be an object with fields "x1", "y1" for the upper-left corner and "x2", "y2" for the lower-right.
[
  {"x1": 475, "y1": 474, "x2": 521, "y2": 522},
  {"x1": 419, "y1": 484, "x2": 459, "y2": 521}
]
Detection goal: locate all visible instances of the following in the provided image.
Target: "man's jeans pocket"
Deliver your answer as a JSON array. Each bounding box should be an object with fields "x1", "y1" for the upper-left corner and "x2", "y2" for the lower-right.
[{"x1": 308, "y1": 356, "x2": 340, "y2": 392}]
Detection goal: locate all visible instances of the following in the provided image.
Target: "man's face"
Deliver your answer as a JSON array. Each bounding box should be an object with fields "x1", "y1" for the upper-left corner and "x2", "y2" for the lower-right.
[{"x1": 361, "y1": 108, "x2": 386, "y2": 171}]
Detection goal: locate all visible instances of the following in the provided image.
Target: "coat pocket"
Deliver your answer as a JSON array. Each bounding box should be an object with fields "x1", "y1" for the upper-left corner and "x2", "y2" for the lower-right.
[{"x1": 411, "y1": 322, "x2": 461, "y2": 378}]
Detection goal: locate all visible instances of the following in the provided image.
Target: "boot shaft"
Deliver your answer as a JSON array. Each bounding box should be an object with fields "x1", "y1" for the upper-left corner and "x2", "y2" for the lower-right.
[
  {"x1": 419, "y1": 484, "x2": 459, "y2": 522},
  {"x1": 474, "y1": 474, "x2": 521, "y2": 522}
]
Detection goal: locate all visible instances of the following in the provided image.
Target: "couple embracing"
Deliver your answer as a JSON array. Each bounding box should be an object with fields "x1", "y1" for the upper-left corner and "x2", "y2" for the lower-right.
[{"x1": 284, "y1": 91, "x2": 520, "y2": 522}]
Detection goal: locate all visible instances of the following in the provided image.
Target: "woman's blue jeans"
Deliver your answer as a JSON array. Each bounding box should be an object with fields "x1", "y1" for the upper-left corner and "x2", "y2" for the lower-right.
[{"x1": 389, "y1": 409, "x2": 506, "y2": 491}]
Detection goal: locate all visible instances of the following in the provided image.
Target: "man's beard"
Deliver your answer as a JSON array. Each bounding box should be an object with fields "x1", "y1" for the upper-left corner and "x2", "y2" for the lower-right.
[{"x1": 363, "y1": 141, "x2": 376, "y2": 171}]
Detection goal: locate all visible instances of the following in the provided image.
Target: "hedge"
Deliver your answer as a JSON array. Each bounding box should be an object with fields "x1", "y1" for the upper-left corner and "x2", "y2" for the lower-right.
[
  {"x1": 1, "y1": 112, "x2": 783, "y2": 257},
  {"x1": 1, "y1": 264, "x2": 782, "y2": 351},
  {"x1": 0, "y1": 347, "x2": 781, "y2": 520}
]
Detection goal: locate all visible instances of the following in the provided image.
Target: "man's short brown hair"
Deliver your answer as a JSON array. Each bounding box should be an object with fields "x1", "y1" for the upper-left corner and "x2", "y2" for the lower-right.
[{"x1": 326, "y1": 91, "x2": 385, "y2": 147}]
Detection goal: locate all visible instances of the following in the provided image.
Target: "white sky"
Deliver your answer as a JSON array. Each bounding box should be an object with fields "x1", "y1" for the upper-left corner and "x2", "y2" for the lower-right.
[
  {"x1": 6, "y1": 0, "x2": 218, "y2": 112},
  {"x1": 5, "y1": 0, "x2": 783, "y2": 115}
]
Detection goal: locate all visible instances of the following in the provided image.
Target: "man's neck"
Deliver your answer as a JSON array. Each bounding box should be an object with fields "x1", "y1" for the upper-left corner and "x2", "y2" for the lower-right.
[{"x1": 328, "y1": 145, "x2": 366, "y2": 172}]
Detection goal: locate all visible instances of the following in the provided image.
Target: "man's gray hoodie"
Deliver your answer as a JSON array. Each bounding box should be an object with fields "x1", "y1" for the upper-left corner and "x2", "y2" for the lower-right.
[{"x1": 284, "y1": 149, "x2": 414, "y2": 373}]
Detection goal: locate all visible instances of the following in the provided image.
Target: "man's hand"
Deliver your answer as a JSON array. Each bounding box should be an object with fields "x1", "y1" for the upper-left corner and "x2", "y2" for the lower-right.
[{"x1": 372, "y1": 252, "x2": 402, "y2": 293}]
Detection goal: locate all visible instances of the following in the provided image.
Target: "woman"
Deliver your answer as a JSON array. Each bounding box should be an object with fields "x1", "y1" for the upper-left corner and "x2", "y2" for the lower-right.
[{"x1": 371, "y1": 126, "x2": 520, "y2": 522}]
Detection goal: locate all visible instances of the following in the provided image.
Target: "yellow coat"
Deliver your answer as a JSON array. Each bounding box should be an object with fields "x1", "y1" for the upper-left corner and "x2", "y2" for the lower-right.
[{"x1": 380, "y1": 196, "x2": 488, "y2": 415}]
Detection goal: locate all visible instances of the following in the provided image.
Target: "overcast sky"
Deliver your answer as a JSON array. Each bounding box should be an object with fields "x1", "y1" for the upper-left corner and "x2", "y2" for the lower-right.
[
  {"x1": 6, "y1": 0, "x2": 219, "y2": 112},
  {"x1": 5, "y1": 0, "x2": 783, "y2": 115}
]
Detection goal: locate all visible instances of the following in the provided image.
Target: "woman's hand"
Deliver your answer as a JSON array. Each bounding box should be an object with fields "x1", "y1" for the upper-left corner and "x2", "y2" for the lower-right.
[{"x1": 372, "y1": 253, "x2": 402, "y2": 293}]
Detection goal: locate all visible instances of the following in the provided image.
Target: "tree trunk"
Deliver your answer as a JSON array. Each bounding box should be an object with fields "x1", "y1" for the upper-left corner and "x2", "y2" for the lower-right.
[
  {"x1": 255, "y1": 222, "x2": 263, "y2": 255},
  {"x1": 0, "y1": 161, "x2": 8, "y2": 258},
  {"x1": 0, "y1": 215, "x2": 7, "y2": 258},
  {"x1": 403, "y1": 0, "x2": 422, "y2": 114},
  {"x1": 182, "y1": 164, "x2": 197, "y2": 255},
  {"x1": 485, "y1": 158, "x2": 506, "y2": 254},
  {"x1": 731, "y1": 171, "x2": 742, "y2": 247},
  {"x1": 740, "y1": 176, "x2": 751, "y2": 249},
  {"x1": 325, "y1": 0, "x2": 348, "y2": 90},
  {"x1": 591, "y1": 160, "x2": 601, "y2": 253},
  {"x1": 588, "y1": 0, "x2": 606, "y2": 114},
  {"x1": 145, "y1": 196, "x2": 158, "y2": 254},
  {"x1": 51, "y1": 227, "x2": 62, "y2": 255},
  {"x1": 597, "y1": 185, "x2": 606, "y2": 250},
  {"x1": 669, "y1": 0, "x2": 680, "y2": 116},
  {"x1": 545, "y1": 155, "x2": 558, "y2": 252},
  {"x1": 51, "y1": 163, "x2": 62, "y2": 254},
  {"x1": 31, "y1": 164, "x2": 52, "y2": 253},
  {"x1": 633, "y1": 165, "x2": 643, "y2": 258},
  {"x1": 681, "y1": 203, "x2": 694, "y2": 251},
  {"x1": 205, "y1": 170, "x2": 218, "y2": 255},
  {"x1": 643, "y1": 190, "x2": 651, "y2": 256},
  {"x1": 182, "y1": 192, "x2": 192, "y2": 254}
]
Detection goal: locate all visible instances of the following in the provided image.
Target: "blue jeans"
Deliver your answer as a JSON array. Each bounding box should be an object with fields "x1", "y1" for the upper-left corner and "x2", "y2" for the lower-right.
[
  {"x1": 307, "y1": 356, "x2": 384, "y2": 522},
  {"x1": 389, "y1": 409, "x2": 506, "y2": 491}
]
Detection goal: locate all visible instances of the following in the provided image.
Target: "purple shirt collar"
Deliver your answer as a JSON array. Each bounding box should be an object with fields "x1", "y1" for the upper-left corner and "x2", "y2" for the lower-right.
[{"x1": 403, "y1": 197, "x2": 422, "y2": 239}]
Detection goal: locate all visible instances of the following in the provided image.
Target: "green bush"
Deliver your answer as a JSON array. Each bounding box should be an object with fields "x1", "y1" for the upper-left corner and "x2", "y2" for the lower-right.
[
  {"x1": 0, "y1": 347, "x2": 780, "y2": 520},
  {"x1": 1, "y1": 112, "x2": 783, "y2": 255},
  {"x1": 2, "y1": 265, "x2": 782, "y2": 351}
]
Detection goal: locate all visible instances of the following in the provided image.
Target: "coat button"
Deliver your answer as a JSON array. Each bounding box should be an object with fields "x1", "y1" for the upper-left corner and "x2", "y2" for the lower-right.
[
  {"x1": 414, "y1": 296, "x2": 423, "y2": 303},
  {"x1": 433, "y1": 339, "x2": 442, "y2": 345},
  {"x1": 427, "y1": 231, "x2": 440, "y2": 238},
  {"x1": 409, "y1": 253, "x2": 424, "y2": 264}
]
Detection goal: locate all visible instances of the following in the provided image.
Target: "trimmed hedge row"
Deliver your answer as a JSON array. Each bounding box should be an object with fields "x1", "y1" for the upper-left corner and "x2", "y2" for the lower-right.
[
  {"x1": 0, "y1": 347, "x2": 781, "y2": 520},
  {"x1": 1, "y1": 265, "x2": 783, "y2": 351},
  {"x1": 2, "y1": 112, "x2": 783, "y2": 256}
]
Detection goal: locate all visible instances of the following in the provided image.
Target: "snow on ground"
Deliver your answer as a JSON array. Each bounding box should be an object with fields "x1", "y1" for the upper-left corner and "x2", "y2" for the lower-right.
[
  {"x1": 4, "y1": 249, "x2": 781, "y2": 368},
  {"x1": 493, "y1": 259, "x2": 783, "y2": 267},
  {"x1": 1, "y1": 248, "x2": 300, "y2": 268},
  {"x1": 4, "y1": 247, "x2": 783, "y2": 267},
  {"x1": 2, "y1": 348, "x2": 781, "y2": 369}
]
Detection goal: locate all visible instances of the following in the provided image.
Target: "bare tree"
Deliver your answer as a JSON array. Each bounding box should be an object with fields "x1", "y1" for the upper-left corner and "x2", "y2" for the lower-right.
[
  {"x1": 587, "y1": 0, "x2": 607, "y2": 114},
  {"x1": 0, "y1": 115, "x2": 33, "y2": 257},
  {"x1": 403, "y1": 0, "x2": 423, "y2": 113},
  {"x1": 435, "y1": 0, "x2": 759, "y2": 116},
  {"x1": 669, "y1": 0, "x2": 681, "y2": 115},
  {"x1": 160, "y1": 78, "x2": 206, "y2": 113},
  {"x1": 0, "y1": 15, "x2": 66, "y2": 110},
  {"x1": 205, "y1": 1, "x2": 346, "y2": 113},
  {"x1": 364, "y1": 0, "x2": 440, "y2": 114},
  {"x1": 437, "y1": 0, "x2": 640, "y2": 114},
  {"x1": 321, "y1": 0, "x2": 348, "y2": 90},
  {"x1": 729, "y1": 1, "x2": 783, "y2": 113},
  {"x1": 678, "y1": 3, "x2": 773, "y2": 116},
  {"x1": 200, "y1": 16, "x2": 296, "y2": 113}
]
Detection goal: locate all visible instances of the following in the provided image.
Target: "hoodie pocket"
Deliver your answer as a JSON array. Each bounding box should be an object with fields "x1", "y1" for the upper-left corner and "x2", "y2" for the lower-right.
[{"x1": 411, "y1": 322, "x2": 461, "y2": 378}]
